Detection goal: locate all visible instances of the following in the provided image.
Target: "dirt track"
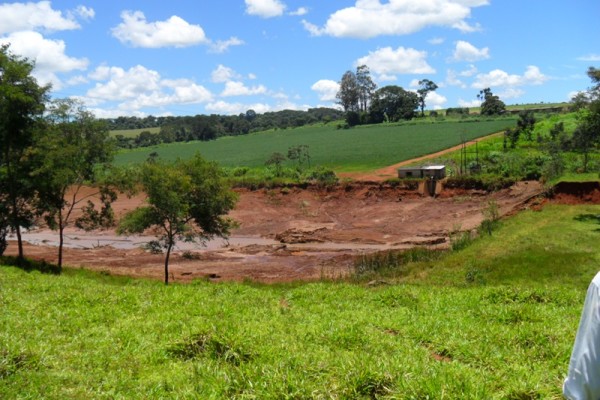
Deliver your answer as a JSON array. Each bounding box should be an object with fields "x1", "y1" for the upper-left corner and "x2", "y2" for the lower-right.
[{"x1": 6, "y1": 180, "x2": 544, "y2": 283}]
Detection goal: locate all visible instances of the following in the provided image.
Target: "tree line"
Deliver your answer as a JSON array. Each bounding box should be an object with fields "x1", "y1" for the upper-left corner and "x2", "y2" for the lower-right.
[
  {"x1": 335, "y1": 65, "x2": 440, "y2": 126},
  {"x1": 109, "y1": 108, "x2": 344, "y2": 149},
  {"x1": 334, "y1": 64, "x2": 513, "y2": 127}
]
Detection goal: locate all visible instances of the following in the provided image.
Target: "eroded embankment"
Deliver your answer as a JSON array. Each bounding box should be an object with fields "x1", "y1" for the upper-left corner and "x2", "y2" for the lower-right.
[
  {"x1": 6, "y1": 180, "x2": 544, "y2": 283},
  {"x1": 549, "y1": 181, "x2": 600, "y2": 204}
]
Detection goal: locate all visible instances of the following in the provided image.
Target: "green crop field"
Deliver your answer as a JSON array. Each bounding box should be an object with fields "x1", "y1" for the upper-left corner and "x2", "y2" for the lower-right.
[
  {"x1": 1, "y1": 203, "x2": 597, "y2": 398},
  {"x1": 114, "y1": 118, "x2": 517, "y2": 171}
]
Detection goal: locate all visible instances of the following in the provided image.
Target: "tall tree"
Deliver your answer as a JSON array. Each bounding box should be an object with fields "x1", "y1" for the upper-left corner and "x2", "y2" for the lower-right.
[
  {"x1": 572, "y1": 66, "x2": 600, "y2": 171},
  {"x1": 336, "y1": 70, "x2": 360, "y2": 113},
  {"x1": 477, "y1": 88, "x2": 506, "y2": 116},
  {"x1": 117, "y1": 154, "x2": 238, "y2": 285},
  {"x1": 0, "y1": 45, "x2": 50, "y2": 261},
  {"x1": 417, "y1": 79, "x2": 438, "y2": 117},
  {"x1": 356, "y1": 65, "x2": 377, "y2": 113},
  {"x1": 369, "y1": 85, "x2": 419, "y2": 123},
  {"x1": 34, "y1": 99, "x2": 115, "y2": 269}
]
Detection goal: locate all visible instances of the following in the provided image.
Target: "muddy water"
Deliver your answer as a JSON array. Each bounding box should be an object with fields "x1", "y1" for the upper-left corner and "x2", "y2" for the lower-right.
[{"x1": 11, "y1": 231, "x2": 411, "y2": 252}]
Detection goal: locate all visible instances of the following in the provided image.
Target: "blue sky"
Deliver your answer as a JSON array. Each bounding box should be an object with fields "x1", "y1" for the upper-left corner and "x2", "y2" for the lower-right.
[{"x1": 0, "y1": 0, "x2": 598, "y2": 118}]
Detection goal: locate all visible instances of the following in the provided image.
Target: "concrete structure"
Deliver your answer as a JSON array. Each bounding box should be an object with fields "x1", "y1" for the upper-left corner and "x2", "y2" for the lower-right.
[{"x1": 398, "y1": 165, "x2": 446, "y2": 180}]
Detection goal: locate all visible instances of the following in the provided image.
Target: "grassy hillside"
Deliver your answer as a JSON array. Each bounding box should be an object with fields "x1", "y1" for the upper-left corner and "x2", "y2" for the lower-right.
[
  {"x1": 114, "y1": 118, "x2": 517, "y2": 171},
  {"x1": 2, "y1": 203, "x2": 598, "y2": 398}
]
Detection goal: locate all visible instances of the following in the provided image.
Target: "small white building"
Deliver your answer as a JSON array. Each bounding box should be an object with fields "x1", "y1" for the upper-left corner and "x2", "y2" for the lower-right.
[{"x1": 398, "y1": 165, "x2": 446, "y2": 180}]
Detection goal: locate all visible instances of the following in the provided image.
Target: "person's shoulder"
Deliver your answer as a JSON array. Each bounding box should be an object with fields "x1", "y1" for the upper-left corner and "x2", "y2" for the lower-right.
[{"x1": 591, "y1": 271, "x2": 600, "y2": 287}]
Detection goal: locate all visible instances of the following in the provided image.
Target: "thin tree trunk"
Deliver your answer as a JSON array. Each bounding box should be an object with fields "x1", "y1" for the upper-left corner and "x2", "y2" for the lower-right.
[
  {"x1": 15, "y1": 224, "x2": 23, "y2": 262},
  {"x1": 58, "y1": 215, "x2": 64, "y2": 270},
  {"x1": 164, "y1": 240, "x2": 173, "y2": 285}
]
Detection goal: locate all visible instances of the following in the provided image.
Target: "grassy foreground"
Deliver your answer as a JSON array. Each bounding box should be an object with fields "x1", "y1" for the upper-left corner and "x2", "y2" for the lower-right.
[{"x1": 2, "y1": 204, "x2": 599, "y2": 398}]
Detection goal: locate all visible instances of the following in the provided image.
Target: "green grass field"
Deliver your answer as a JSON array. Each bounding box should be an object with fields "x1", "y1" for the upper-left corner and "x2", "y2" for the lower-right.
[
  {"x1": 114, "y1": 119, "x2": 517, "y2": 171},
  {"x1": 2, "y1": 204, "x2": 597, "y2": 398}
]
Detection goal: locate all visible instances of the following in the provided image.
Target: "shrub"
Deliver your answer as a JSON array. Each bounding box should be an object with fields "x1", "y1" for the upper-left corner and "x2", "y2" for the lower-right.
[{"x1": 353, "y1": 248, "x2": 443, "y2": 277}]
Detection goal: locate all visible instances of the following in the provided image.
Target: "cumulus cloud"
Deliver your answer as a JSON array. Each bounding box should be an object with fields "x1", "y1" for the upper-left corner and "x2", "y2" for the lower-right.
[
  {"x1": 458, "y1": 98, "x2": 481, "y2": 108},
  {"x1": 84, "y1": 64, "x2": 213, "y2": 113},
  {"x1": 210, "y1": 37, "x2": 245, "y2": 53},
  {"x1": 111, "y1": 11, "x2": 208, "y2": 48},
  {"x1": 206, "y1": 99, "x2": 309, "y2": 115},
  {"x1": 0, "y1": 1, "x2": 85, "y2": 34},
  {"x1": 452, "y1": 40, "x2": 490, "y2": 62},
  {"x1": 302, "y1": 0, "x2": 489, "y2": 39},
  {"x1": 425, "y1": 91, "x2": 448, "y2": 109},
  {"x1": 0, "y1": 31, "x2": 88, "y2": 89},
  {"x1": 289, "y1": 7, "x2": 309, "y2": 16},
  {"x1": 356, "y1": 46, "x2": 435, "y2": 81},
  {"x1": 472, "y1": 66, "x2": 549, "y2": 89},
  {"x1": 245, "y1": 0, "x2": 286, "y2": 18},
  {"x1": 211, "y1": 65, "x2": 242, "y2": 83},
  {"x1": 72, "y1": 5, "x2": 95, "y2": 21},
  {"x1": 221, "y1": 81, "x2": 267, "y2": 97},
  {"x1": 206, "y1": 101, "x2": 272, "y2": 115},
  {"x1": 311, "y1": 79, "x2": 340, "y2": 101}
]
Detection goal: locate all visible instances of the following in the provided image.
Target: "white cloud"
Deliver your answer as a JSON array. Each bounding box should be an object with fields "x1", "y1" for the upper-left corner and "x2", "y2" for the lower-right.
[
  {"x1": 472, "y1": 66, "x2": 549, "y2": 89},
  {"x1": 302, "y1": 0, "x2": 489, "y2": 39},
  {"x1": 577, "y1": 54, "x2": 600, "y2": 62},
  {"x1": 211, "y1": 65, "x2": 242, "y2": 83},
  {"x1": 459, "y1": 64, "x2": 478, "y2": 77},
  {"x1": 73, "y1": 5, "x2": 95, "y2": 21},
  {"x1": 206, "y1": 101, "x2": 272, "y2": 115},
  {"x1": 245, "y1": 0, "x2": 286, "y2": 18},
  {"x1": 498, "y1": 88, "x2": 525, "y2": 99},
  {"x1": 0, "y1": 1, "x2": 83, "y2": 34},
  {"x1": 458, "y1": 98, "x2": 481, "y2": 108},
  {"x1": 84, "y1": 64, "x2": 213, "y2": 112},
  {"x1": 428, "y1": 37, "x2": 445, "y2": 45},
  {"x1": 221, "y1": 81, "x2": 267, "y2": 97},
  {"x1": 0, "y1": 31, "x2": 88, "y2": 89},
  {"x1": 111, "y1": 11, "x2": 208, "y2": 48},
  {"x1": 446, "y1": 70, "x2": 466, "y2": 88},
  {"x1": 425, "y1": 91, "x2": 448, "y2": 109},
  {"x1": 452, "y1": 40, "x2": 490, "y2": 62},
  {"x1": 311, "y1": 79, "x2": 340, "y2": 101},
  {"x1": 356, "y1": 46, "x2": 435, "y2": 81},
  {"x1": 289, "y1": 7, "x2": 309, "y2": 16},
  {"x1": 206, "y1": 99, "x2": 309, "y2": 115},
  {"x1": 210, "y1": 37, "x2": 244, "y2": 53}
]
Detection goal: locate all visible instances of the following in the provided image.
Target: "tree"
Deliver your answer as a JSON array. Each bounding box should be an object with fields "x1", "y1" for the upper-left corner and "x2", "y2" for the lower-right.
[
  {"x1": 572, "y1": 67, "x2": 600, "y2": 172},
  {"x1": 287, "y1": 144, "x2": 310, "y2": 170},
  {"x1": 516, "y1": 110, "x2": 536, "y2": 141},
  {"x1": 265, "y1": 152, "x2": 286, "y2": 177},
  {"x1": 417, "y1": 79, "x2": 438, "y2": 117},
  {"x1": 356, "y1": 65, "x2": 377, "y2": 113},
  {"x1": 477, "y1": 88, "x2": 506, "y2": 116},
  {"x1": 369, "y1": 85, "x2": 419, "y2": 123},
  {"x1": 0, "y1": 45, "x2": 50, "y2": 261},
  {"x1": 336, "y1": 70, "x2": 360, "y2": 113},
  {"x1": 117, "y1": 154, "x2": 238, "y2": 285},
  {"x1": 33, "y1": 99, "x2": 115, "y2": 269}
]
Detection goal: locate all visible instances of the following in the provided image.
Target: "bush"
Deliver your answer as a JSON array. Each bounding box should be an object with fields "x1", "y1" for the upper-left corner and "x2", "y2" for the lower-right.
[
  {"x1": 444, "y1": 175, "x2": 515, "y2": 191},
  {"x1": 305, "y1": 166, "x2": 338, "y2": 187},
  {"x1": 353, "y1": 248, "x2": 443, "y2": 277}
]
